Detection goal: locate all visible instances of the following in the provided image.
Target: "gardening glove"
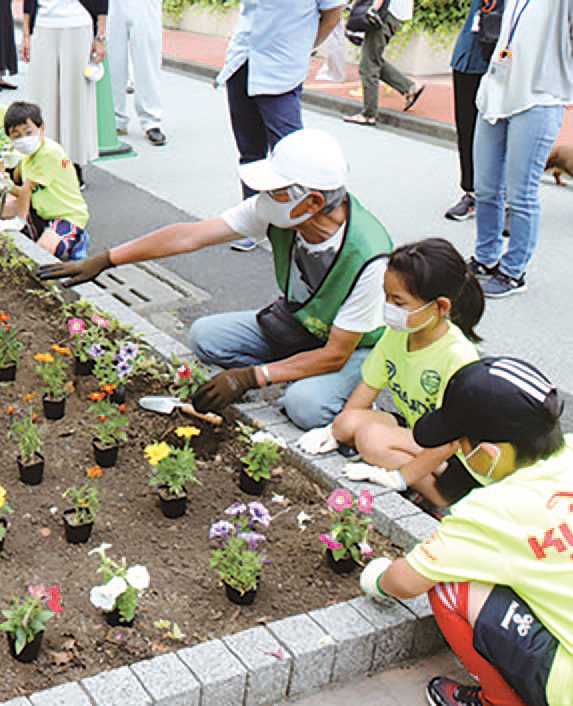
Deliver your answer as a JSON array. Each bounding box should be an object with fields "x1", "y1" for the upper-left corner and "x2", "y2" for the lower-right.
[
  {"x1": 295, "y1": 424, "x2": 337, "y2": 454},
  {"x1": 36, "y1": 249, "x2": 114, "y2": 287},
  {"x1": 341, "y1": 462, "x2": 407, "y2": 491},
  {"x1": 360, "y1": 557, "x2": 392, "y2": 598},
  {"x1": 1, "y1": 216, "x2": 26, "y2": 232},
  {"x1": 191, "y1": 366, "x2": 258, "y2": 412}
]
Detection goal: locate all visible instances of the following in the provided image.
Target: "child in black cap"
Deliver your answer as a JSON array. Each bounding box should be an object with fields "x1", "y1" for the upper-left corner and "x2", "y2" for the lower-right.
[{"x1": 361, "y1": 357, "x2": 571, "y2": 706}]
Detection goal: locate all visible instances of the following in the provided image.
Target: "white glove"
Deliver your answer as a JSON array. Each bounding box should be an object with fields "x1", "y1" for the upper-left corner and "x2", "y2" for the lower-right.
[
  {"x1": 341, "y1": 462, "x2": 407, "y2": 491},
  {"x1": 295, "y1": 423, "x2": 337, "y2": 454},
  {"x1": 0, "y1": 216, "x2": 26, "y2": 233},
  {"x1": 360, "y1": 557, "x2": 392, "y2": 597}
]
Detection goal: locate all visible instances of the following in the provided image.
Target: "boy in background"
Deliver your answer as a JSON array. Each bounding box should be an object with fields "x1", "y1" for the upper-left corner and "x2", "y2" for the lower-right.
[
  {"x1": 1, "y1": 101, "x2": 89, "y2": 260},
  {"x1": 361, "y1": 357, "x2": 571, "y2": 706}
]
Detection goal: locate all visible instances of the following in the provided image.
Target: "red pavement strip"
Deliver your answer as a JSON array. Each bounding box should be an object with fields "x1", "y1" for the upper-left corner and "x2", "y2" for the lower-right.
[{"x1": 10, "y1": 0, "x2": 572, "y2": 144}]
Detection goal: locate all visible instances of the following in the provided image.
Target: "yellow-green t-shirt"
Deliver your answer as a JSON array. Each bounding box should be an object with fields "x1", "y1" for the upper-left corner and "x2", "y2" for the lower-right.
[
  {"x1": 406, "y1": 434, "x2": 573, "y2": 706},
  {"x1": 361, "y1": 322, "x2": 479, "y2": 429},
  {"x1": 21, "y1": 137, "x2": 88, "y2": 229}
]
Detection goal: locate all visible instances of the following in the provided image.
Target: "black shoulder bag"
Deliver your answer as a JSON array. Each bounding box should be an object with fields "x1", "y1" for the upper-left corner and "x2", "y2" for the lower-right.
[
  {"x1": 479, "y1": 0, "x2": 504, "y2": 62},
  {"x1": 346, "y1": 0, "x2": 391, "y2": 33}
]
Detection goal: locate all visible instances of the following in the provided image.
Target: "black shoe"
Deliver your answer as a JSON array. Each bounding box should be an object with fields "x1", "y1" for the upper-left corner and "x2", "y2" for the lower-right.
[
  {"x1": 466, "y1": 256, "x2": 498, "y2": 281},
  {"x1": 481, "y1": 270, "x2": 527, "y2": 298},
  {"x1": 146, "y1": 127, "x2": 166, "y2": 146},
  {"x1": 427, "y1": 677, "x2": 483, "y2": 706}
]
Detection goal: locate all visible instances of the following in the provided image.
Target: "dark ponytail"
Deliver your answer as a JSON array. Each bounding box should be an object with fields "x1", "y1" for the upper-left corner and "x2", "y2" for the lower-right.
[{"x1": 388, "y1": 238, "x2": 485, "y2": 343}]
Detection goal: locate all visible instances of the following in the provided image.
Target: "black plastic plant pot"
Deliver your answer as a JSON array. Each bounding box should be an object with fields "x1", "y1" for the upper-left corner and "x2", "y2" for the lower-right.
[
  {"x1": 74, "y1": 356, "x2": 94, "y2": 377},
  {"x1": 42, "y1": 394, "x2": 66, "y2": 420},
  {"x1": 92, "y1": 437, "x2": 119, "y2": 468},
  {"x1": 62, "y1": 509, "x2": 94, "y2": 544},
  {"x1": 157, "y1": 484, "x2": 188, "y2": 518},
  {"x1": 0, "y1": 518, "x2": 8, "y2": 552},
  {"x1": 105, "y1": 608, "x2": 134, "y2": 628},
  {"x1": 238, "y1": 468, "x2": 267, "y2": 496},
  {"x1": 326, "y1": 548, "x2": 359, "y2": 575},
  {"x1": 17, "y1": 452, "x2": 45, "y2": 486},
  {"x1": 110, "y1": 385, "x2": 126, "y2": 405},
  {"x1": 7, "y1": 630, "x2": 44, "y2": 663},
  {"x1": 0, "y1": 362, "x2": 16, "y2": 382},
  {"x1": 224, "y1": 581, "x2": 257, "y2": 606}
]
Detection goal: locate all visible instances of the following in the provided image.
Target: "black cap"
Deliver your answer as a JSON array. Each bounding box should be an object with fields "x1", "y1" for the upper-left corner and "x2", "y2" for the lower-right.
[{"x1": 414, "y1": 357, "x2": 559, "y2": 448}]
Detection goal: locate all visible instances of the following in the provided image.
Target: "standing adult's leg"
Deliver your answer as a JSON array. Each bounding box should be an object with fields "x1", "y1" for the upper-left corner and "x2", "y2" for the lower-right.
[
  {"x1": 226, "y1": 62, "x2": 269, "y2": 199},
  {"x1": 376, "y1": 14, "x2": 413, "y2": 97},
  {"x1": 255, "y1": 84, "x2": 303, "y2": 150},
  {"x1": 130, "y1": 0, "x2": 163, "y2": 133},
  {"x1": 27, "y1": 27, "x2": 59, "y2": 142},
  {"x1": 473, "y1": 113, "x2": 507, "y2": 268},
  {"x1": 499, "y1": 105, "x2": 563, "y2": 279},
  {"x1": 358, "y1": 27, "x2": 384, "y2": 119},
  {"x1": 107, "y1": 0, "x2": 131, "y2": 133},
  {"x1": 453, "y1": 70, "x2": 482, "y2": 194}
]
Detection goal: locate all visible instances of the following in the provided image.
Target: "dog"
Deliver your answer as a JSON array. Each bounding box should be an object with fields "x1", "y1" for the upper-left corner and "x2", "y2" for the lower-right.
[{"x1": 545, "y1": 145, "x2": 573, "y2": 185}]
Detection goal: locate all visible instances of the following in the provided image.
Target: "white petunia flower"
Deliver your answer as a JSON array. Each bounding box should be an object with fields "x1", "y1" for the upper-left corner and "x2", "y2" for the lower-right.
[
  {"x1": 126, "y1": 565, "x2": 150, "y2": 591},
  {"x1": 106, "y1": 576, "x2": 128, "y2": 599},
  {"x1": 90, "y1": 585, "x2": 117, "y2": 612},
  {"x1": 88, "y1": 542, "x2": 113, "y2": 557}
]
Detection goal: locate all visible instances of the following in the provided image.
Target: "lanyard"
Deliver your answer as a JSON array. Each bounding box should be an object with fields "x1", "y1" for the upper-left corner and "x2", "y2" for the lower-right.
[{"x1": 506, "y1": 0, "x2": 532, "y2": 49}]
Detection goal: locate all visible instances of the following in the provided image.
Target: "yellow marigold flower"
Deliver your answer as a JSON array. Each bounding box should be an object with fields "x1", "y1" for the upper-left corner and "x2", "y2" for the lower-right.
[
  {"x1": 34, "y1": 352, "x2": 54, "y2": 363},
  {"x1": 100, "y1": 384, "x2": 115, "y2": 395},
  {"x1": 118, "y1": 404, "x2": 126, "y2": 413},
  {"x1": 51, "y1": 344, "x2": 72, "y2": 356},
  {"x1": 86, "y1": 465, "x2": 102, "y2": 478},
  {"x1": 144, "y1": 441, "x2": 171, "y2": 466},
  {"x1": 31, "y1": 413, "x2": 38, "y2": 423},
  {"x1": 0, "y1": 311, "x2": 9, "y2": 322},
  {"x1": 88, "y1": 391, "x2": 106, "y2": 401},
  {"x1": 5, "y1": 405, "x2": 15, "y2": 415},
  {"x1": 175, "y1": 426, "x2": 201, "y2": 439},
  {"x1": 0, "y1": 485, "x2": 6, "y2": 509},
  {"x1": 98, "y1": 415, "x2": 107, "y2": 422},
  {"x1": 22, "y1": 392, "x2": 36, "y2": 402}
]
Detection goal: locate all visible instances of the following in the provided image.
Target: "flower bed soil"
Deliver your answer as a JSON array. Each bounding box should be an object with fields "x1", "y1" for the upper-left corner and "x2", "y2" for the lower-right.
[{"x1": 0, "y1": 276, "x2": 401, "y2": 702}]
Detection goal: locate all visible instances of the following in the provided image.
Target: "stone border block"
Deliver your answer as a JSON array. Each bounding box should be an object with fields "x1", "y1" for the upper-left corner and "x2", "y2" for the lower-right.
[
  {"x1": 29, "y1": 683, "x2": 91, "y2": 706},
  {"x1": 178, "y1": 638, "x2": 247, "y2": 706},
  {"x1": 371, "y1": 492, "x2": 422, "y2": 535},
  {"x1": 245, "y1": 406, "x2": 288, "y2": 429},
  {"x1": 130, "y1": 653, "x2": 200, "y2": 705},
  {"x1": 349, "y1": 596, "x2": 416, "y2": 670},
  {"x1": 267, "y1": 613, "x2": 335, "y2": 696},
  {"x1": 223, "y1": 627, "x2": 291, "y2": 706},
  {"x1": 399, "y1": 594, "x2": 446, "y2": 657},
  {"x1": 309, "y1": 603, "x2": 375, "y2": 682},
  {"x1": 82, "y1": 666, "x2": 152, "y2": 705},
  {"x1": 144, "y1": 330, "x2": 193, "y2": 361},
  {"x1": 390, "y1": 513, "x2": 439, "y2": 550}
]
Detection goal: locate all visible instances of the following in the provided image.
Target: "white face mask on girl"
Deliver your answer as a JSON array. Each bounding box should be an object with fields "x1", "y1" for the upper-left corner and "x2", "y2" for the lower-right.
[
  {"x1": 383, "y1": 300, "x2": 435, "y2": 333},
  {"x1": 463, "y1": 443, "x2": 501, "y2": 480},
  {"x1": 254, "y1": 191, "x2": 310, "y2": 229},
  {"x1": 11, "y1": 134, "x2": 42, "y2": 155}
]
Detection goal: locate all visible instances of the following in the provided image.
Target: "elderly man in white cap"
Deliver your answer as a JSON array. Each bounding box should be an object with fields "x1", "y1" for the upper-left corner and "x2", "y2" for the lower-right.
[{"x1": 38, "y1": 129, "x2": 393, "y2": 430}]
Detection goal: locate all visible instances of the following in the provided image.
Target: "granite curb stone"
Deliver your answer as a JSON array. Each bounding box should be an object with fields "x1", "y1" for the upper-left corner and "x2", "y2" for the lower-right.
[{"x1": 0, "y1": 231, "x2": 439, "y2": 706}]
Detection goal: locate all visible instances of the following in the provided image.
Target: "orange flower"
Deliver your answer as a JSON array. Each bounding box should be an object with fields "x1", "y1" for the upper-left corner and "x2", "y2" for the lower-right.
[
  {"x1": 34, "y1": 352, "x2": 54, "y2": 363},
  {"x1": 86, "y1": 465, "x2": 102, "y2": 478},
  {"x1": 31, "y1": 413, "x2": 38, "y2": 423},
  {"x1": 100, "y1": 384, "x2": 115, "y2": 395},
  {"x1": 22, "y1": 392, "x2": 36, "y2": 402},
  {"x1": 51, "y1": 344, "x2": 72, "y2": 356},
  {"x1": 118, "y1": 404, "x2": 126, "y2": 413},
  {"x1": 98, "y1": 415, "x2": 107, "y2": 422},
  {"x1": 4, "y1": 324, "x2": 10, "y2": 332},
  {"x1": 88, "y1": 391, "x2": 106, "y2": 402},
  {"x1": 5, "y1": 405, "x2": 15, "y2": 415},
  {"x1": 0, "y1": 311, "x2": 9, "y2": 322}
]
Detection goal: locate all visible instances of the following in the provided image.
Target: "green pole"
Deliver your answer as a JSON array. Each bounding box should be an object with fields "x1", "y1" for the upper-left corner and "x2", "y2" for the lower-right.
[{"x1": 96, "y1": 56, "x2": 134, "y2": 158}]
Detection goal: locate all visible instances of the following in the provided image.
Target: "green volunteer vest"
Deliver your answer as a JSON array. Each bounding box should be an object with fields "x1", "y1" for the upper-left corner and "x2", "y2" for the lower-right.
[{"x1": 267, "y1": 194, "x2": 393, "y2": 348}]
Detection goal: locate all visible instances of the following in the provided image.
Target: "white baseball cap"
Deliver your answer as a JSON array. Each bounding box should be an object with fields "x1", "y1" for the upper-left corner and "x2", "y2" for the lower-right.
[{"x1": 239, "y1": 128, "x2": 348, "y2": 192}]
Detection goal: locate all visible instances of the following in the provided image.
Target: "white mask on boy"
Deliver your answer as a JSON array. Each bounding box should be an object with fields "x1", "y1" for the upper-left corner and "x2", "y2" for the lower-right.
[
  {"x1": 383, "y1": 300, "x2": 435, "y2": 333},
  {"x1": 11, "y1": 135, "x2": 42, "y2": 155}
]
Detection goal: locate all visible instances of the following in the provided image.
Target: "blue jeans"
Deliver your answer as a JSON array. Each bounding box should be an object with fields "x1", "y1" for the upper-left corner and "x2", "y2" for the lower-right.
[
  {"x1": 226, "y1": 62, "x2": 303, "y2": 199},
  {"x1": 473, "y1": 105, "x2": 563, "y2": 278},
  {"x1": 188, "y1": 311, "x2": 370, "y2": 430}
]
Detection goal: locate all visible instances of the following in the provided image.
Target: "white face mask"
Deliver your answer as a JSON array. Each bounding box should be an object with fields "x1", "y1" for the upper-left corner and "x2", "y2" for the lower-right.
[
  {"x1": 255, "y1": 191, "x2": 310, "y2": 229},
  {"x1": 11, "y1": 134, "x2": 42, "y2": 155},
  {"x1": 463, "y1": 443, "x2": 501, "y2": 480},
  {"x1": 383, "y1": 300, "x2": 435, "y2": 333}
]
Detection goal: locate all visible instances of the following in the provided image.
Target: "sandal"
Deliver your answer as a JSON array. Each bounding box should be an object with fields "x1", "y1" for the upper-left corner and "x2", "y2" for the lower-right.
[
  {"x1": 403, "y1": 84, "x2": 425, "y2": 112},
  {"x1": 343, "y1": 113, "x2": 376, "y2": 126}
]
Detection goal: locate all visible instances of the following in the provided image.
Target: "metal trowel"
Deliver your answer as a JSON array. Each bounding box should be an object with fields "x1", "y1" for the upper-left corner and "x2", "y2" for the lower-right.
[{"x1": 138, "y1": 396, "x2": 223, "y2": 426}]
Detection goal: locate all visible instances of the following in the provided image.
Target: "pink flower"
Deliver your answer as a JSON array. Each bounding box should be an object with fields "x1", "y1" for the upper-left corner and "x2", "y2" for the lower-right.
[
  {"x1": 28, "y1": 583, "x2": 45, "y2": 600},
  {"x1": 357, "y1": 489, "x2": 373, "y2": 514},
  {"x1": 68, "y1": 318, "x2": 85, "y2": 335},
  {"x1": 45, "y1": 585, "x2": 63, "y2": 614},
  {"x1": 358, "y1": 542, "x2": 373, "y2": 557},
  {"x1": 319, "y1": 533, "x2": 343, "y2": 551},
  {"x1": 327, "y1": 488, "x2": 353, "y2": 512},
  {"x1": 92, "y1": 315, "x2": 110, "y2": 328},
  {"x1": 176, "y1": 364, "x2": 192, "y2": 380}
]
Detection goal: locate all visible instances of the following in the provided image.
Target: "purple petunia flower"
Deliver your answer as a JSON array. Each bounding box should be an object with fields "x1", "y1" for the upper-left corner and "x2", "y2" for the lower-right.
[
  {"x1": 119, "y1": 342, "x2": 139, "y2": 361},
  {"x1": 224, "y1": 502, "x2": 247, "y2": 516},
  {"x1": 209, "y1": 520, "x2": 234, "y2": 540},
  {"x1": 248, "y1": 501, "x2": 272, "y2": 527},
  {"x1": 237, "y1": 531, "x2": 266, "y2": 549},
  {"x1": 89, "y1": 343, "x2": 105, "y2": 358},
  {"x1": 117, "y1": 360, "x2": 134, "y2": 379}
]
